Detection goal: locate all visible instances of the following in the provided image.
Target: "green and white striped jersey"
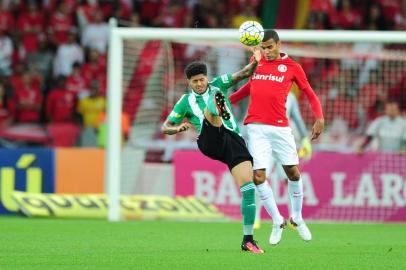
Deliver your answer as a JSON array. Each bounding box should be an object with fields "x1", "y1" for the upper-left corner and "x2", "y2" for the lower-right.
[{"x1": 167, "y1": 74, "x2": 240, "y2": 135}]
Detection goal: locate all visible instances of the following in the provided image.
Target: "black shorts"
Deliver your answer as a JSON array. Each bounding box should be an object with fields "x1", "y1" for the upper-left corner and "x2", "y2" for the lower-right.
[{"x1": 197, "y1": 118, "x2": 253, "y2": 171}]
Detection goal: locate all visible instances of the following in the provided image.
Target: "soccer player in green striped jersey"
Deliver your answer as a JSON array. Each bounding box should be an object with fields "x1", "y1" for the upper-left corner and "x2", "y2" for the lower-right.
[{"x1": 162, "y1": 47, "x2": 264, "y2": 253}]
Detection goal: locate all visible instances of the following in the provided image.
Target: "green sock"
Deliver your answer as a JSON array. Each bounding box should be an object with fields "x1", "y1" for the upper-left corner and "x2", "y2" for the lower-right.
[
  {"x1": 240, "y1": 182, "x2": 256, "y2": 236},
  {"x1": 207, "y1": 91, "x2": 220, "y2": 116}
]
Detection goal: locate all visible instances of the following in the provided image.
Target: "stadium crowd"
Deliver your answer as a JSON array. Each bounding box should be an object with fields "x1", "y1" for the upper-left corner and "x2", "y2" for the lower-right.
[{"x1": 0, "y1": 0, "x2": 405, "y2": 152}]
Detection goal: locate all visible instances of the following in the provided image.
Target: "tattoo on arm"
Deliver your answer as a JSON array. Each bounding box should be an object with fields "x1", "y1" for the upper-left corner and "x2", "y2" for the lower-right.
[
  {"x1": 161, "y1": 120, "x2": 179, "y2": 135},
  {"x1": 232, "y1": 60, "x2": 258, "y2": 83}
]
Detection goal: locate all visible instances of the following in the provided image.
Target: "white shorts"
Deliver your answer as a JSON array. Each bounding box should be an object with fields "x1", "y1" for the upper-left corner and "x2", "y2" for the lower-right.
[{"x1": 246, "y1": 124, "x2": 299, "y2": 171}]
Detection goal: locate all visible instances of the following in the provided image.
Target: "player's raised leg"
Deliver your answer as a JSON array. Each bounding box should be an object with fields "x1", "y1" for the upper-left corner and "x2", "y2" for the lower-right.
[
  {"x1": 283, "y1": 165, "x2": 312, "y2": 241},
  {"x1": 207, "y1": 90, "x2": 230, "y2": 120},
  {"x1": 231, "y1": 161, "x2": 264, "y2": 254}
]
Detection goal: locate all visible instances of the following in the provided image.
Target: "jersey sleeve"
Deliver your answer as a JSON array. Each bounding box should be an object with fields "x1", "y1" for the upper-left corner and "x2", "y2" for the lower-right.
[
  {"x1": 210, "y1": 74, "x2": 234, "y2": 94},
  {"x1": 294, "y1": 63, "x2": 324, "y2": 119},
  {"x1": 229, "y1": 81, "x2": 251, "y2": 104},
  {"x1": 166, "y1": 94, "x2": 188, "y2": 124}
]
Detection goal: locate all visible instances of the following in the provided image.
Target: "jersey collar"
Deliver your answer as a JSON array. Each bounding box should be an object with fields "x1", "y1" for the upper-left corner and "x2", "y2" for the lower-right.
[{"x1": 191, "y1": 87, "x2": 209, "y2": 98}]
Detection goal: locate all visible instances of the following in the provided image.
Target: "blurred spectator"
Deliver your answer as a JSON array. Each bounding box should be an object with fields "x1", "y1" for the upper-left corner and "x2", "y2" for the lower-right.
[
  {"x1": 16, "y1": 1, "x2": 45, "y2": 54},
  {"x1": 0, "y1": 82, "x2": 12, "y2": 128},
  {"x1": 307, "y1": 11, "x2": 332, "y2": 29},
  {"x1": 44, "y1": 0, "x2": 77, "y2": 15},
  {"x1": 11, "y1": 34, "x2": 27, "y2": 66},
  {"x1": 81, "y1": 49, "x2": 105, "y2": 88},
  {"x1": 335, "y1": 0, "x2": 362, "y2": 29},
  {"x1": 27, "y1": 39, "x2": 53, "y2": 83},
  {"x1": 46, "y1": 76, "x2": 77, "y2": 123},
  {"x1": 388, "y1": 74, "x2": 406, "y2": 113},
  {"x1": 96, "y1": 110, "x2": 130, "y2": 148},
  {"x1": 53, "y1": 29, "x2": 84, "y2": 77},
  {"x1": 0, "y1": 30, "x2": 13, "y2": 76},
  {"x1": 128, "y1": 12, "x2": 141, "y2": 27},
  {"x1": 376, "y1": 0, "x2": 403, "y2": 28},
  {"x1": 66, "y1": 62, "x2": 89, "y2": 99},
  {"x1": 13, "y1": 72, "x2": 42, "y2": 123},
  {"x1": 81, "y1": 9, "x2": 109, "y2": 54},
  {"x1": 136, "y1": 0, "x2": 164, "y2": 26},
  {"x1": 231, "y1": 2, "x2": 261, "y2": 28},
  {"x1": 0, "y1": 1, "x2": 14, "y2": 34},
  {"x1": 367, "y1": 88, "x2": 388, "y2": 121},
  {"x1": 109, "y1": 0, "x2": 132, "y2": 21},
  {"x1": 153, "y1": 0, "x2": 187, "y2": 28},
  {"x1": 76, "y1": 0, "x2": 100, "y2": 31},
  {"x1": 364, "y1": 2, "x2": 388, "y2": 30},
  {"x1": 358, "y1": 100, "x2": 406, "y2": 153},
  {"x1": 77, "y1": 80, "x2": 106, "y2": 128},
  {"x1": 48, "y1": 1, "x2": 74, "y2": 46}
]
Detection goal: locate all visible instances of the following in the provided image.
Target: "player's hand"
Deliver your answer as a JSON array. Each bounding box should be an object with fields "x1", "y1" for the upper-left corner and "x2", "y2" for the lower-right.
[
  {"x1": 251, "y1": 46, "x2": 261, "y2": 63},
  {"x1": 176, "y1": 122, "x2": 191, "y2": 133},
  {"x1": 356, "y1": 147, "x2": 365, "y2": 156},
  {"x1": 311, "y1": 118, "x2": 324, "y2": 141},
  {"x1": 299, "y1": 137, "x2": 312, "y2": 161}
]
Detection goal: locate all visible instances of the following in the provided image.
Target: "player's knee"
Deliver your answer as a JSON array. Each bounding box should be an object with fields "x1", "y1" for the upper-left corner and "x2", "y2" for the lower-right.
[
  {"x1": 253, "y1": 172, "x2": 266, "y2": 185},
  {"x1": 287, "y1": 170, "x2": 300, "y2": 181}
]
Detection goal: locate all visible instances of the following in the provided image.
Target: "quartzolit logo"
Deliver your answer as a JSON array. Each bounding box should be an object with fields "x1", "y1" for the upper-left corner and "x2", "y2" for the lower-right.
[{"x1": 0, "y1": 154, "x2": 42, "y2": 212}]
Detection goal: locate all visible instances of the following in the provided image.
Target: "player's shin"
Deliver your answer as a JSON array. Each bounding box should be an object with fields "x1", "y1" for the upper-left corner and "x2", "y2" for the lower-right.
[
  {"x1": 240, "y1": 182, "x2": 256, "y2": 239},
  {"x1": 255, "y1": 181, "x2": 283, "y2": 224},
  {"x1": 288, "y1": 177, "x2": 303, "y2": 222}
]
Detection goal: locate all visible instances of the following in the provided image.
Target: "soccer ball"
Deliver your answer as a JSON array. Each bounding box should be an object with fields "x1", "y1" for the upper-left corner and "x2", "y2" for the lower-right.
[{"x1": 239, "y1": 21, "x2": 264, "y2": 46}]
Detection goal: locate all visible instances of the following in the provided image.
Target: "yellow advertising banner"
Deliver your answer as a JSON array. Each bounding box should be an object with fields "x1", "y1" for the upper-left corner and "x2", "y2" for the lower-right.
[{"x1": 11, "y1": 192, "x2": 224, "y2": 220}]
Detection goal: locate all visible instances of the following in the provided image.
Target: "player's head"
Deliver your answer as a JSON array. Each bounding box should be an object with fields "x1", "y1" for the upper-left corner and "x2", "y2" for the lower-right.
[
  {"x1": 384, "y1": 100, "x2": 399, "y2": 119},
  {"x1": 260, "y1": 30, "x2": 281, "y2": 61},
  {"x1": 185, "y1": 61, "x2": 208, "y2": 94}
]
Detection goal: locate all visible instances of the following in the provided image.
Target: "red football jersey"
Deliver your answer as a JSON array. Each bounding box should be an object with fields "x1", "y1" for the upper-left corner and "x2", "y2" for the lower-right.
[{"x1": 229, "y1": 53, "x2": 323, "y2": 127}]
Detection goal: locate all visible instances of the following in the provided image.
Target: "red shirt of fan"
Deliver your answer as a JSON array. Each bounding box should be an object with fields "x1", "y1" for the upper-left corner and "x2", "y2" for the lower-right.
[
  {"x1": 229, "y1": 53, "x2": 323, "y2": 127},
  {"x1": 0, "y1": 10, "x2": 14, "y2": 32},
  {"x1": 49, "y1": 12, "x2": 73, "y2": 44},
  {"x1": 14, "y1": 86, "x2": 42, "y2": 122},
  {"x1": 16, "y1": 12, "x2": 44, "y2": 53},
  {"x1": 46, "y1": 88, "x2": 76, "y2": 123}
]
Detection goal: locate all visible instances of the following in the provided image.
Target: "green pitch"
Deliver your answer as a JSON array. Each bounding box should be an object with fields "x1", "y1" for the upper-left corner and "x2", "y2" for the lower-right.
[{"x1": 1, "y1": 217, "x2": 405, "y2": 270}]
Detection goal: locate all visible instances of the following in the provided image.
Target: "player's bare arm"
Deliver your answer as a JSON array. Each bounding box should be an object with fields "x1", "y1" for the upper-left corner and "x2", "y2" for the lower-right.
[
  {"x1": 311, "y1": 118, "x2": 324, "y2": 141},
  {"x1": 162, "y1": 120, "x2": 191, "y2": 135},
  {"x1": 231, "y1": 46, "x2": 261, "y2": 82}
]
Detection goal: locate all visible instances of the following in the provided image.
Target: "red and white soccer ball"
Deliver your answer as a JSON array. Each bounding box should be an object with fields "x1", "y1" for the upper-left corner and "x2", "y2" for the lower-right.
[{"x1": 239, "y1": 21, "x2": 264, "y2": 46}]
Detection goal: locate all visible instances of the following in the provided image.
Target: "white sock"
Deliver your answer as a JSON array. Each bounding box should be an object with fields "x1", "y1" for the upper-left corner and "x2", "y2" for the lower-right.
[
  {"x1": 255, "y1": 192, "x2": 261, "y2": 223},
  {"x1": 243, "y1": 225, "x2": 254, "y2": 235},
  {"x1": 256, "y1": 182, "x2": 283, "y2": 224},
  {"x1": 288, "y1": 178, "x2": 303, "y2": 222}
]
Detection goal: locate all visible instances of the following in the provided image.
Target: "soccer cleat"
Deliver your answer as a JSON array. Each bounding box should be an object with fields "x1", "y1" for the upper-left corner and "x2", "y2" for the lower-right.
[
  {"x1": 214, "y1": 91, "x2": 230, "y2": 120},
  {"x1": 290, "y1": 218, "x2": 312, "y2": 241},
  {"x1": 269, "y1": 219, "x2": 287, "y2": 245},
  {"x1": 241, "y1": 240, "x2": 264, "y2": 254}
]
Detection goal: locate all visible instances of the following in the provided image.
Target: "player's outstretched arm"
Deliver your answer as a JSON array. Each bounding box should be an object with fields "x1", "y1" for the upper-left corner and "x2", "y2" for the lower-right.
[
  {"x1": 231, "y1": 46, "x2": 261, "y2": 83},
  {"x1": 162, "y1": 120, "x2": 191, "y2": 135}
]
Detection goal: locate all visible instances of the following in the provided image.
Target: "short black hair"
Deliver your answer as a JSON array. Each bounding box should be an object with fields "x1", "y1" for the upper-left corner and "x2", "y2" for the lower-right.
[
  {"x1": 184, "y1": 61, "x2": 207, "y2": 79},
  {"x1": 262, "y1": 30, "x2": 280, "y2": 42}
]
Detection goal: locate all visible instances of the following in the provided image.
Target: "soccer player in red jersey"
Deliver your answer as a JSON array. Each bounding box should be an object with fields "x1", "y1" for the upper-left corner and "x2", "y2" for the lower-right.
[{"x1": 229, "y1": 30, "x2": 324, "y2": 245}]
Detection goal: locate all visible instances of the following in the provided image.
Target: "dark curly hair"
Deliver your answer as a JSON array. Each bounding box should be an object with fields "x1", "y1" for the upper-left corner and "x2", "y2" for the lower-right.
[{"x1": 184, "y1": 61, "x2": 207, "y2": 79}]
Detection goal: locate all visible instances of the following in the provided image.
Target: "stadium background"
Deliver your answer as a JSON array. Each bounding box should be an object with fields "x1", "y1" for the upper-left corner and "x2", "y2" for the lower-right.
[{"x1": 0, "y1": 0, "x2": 406, "y2": 269}]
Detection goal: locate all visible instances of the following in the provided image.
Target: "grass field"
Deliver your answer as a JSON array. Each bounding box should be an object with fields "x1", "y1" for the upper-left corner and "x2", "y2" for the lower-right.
[{"x1": 1, "y1": 217, "x2": 405, "y2": 269}]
